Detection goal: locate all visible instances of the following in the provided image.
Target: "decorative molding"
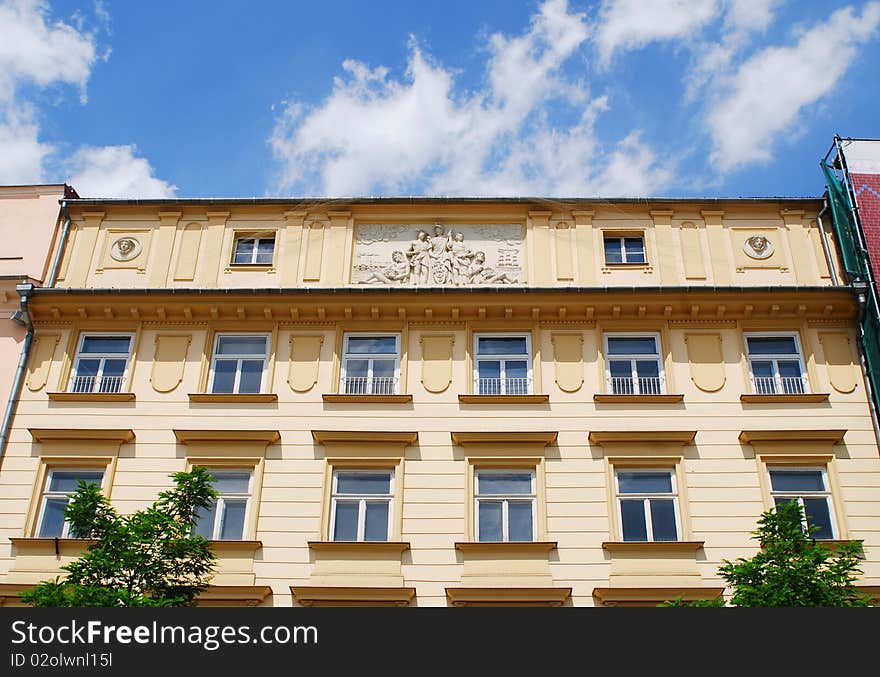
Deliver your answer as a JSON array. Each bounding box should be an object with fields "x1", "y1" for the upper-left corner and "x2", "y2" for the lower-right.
[
  {"x1": 312, "y1": 430, "x2": 418, "y2": 446},
  {"x1": 307, "y1": 541, "x2": 411, "y2": 554},
  {"x1": 188, "y1": 393, "x2": 279, "y2": 403},
  {"x1": 740, "y1": 393, "x2": 830, "y2": 404},
  {"x1": 198, "y1": 585, "x2": 272, "y2": 607},
  {"x1": 29, "y1": 428, "x2": 135, "y2": 443},
  {"x1": 208, "y1": 540, "x2": 263, "y2": 554},
  {"x1": 602, "y1": 541, "x2": 705, "y2": 553},
  {"x1": 322, "y1": 394, "x2": 413, "y2": 403},
  {"x1": 592, "y1": 587, "x2": 724, "y2": 607},
  {"x1": 593, "y1": 394, "x2": 684, "y2": 404},
  {"x1": 173, "y1": 429, "x2": 281, "y2": 444},
  {"x1": 458, "y1": 394, "x2": 550, "y2": 404},
  {"x1": 738, "y1": 429, "x2": 845, "y2": 445},
  {"x1": 588, "y1": 431, "x2": 695, "y2": 445},
  {"x1": 291, "y1": 586, "x2": 414, "y2": 607},
  {"x1": 445, "y1": 587, "x2": 571, "y2": 607},
  {"x1": 667, "y1": 320, "x2": 738, "y2": 328},
  {"x1": 47, "y1": 392, "x2": 135, "y2": 402},
  {"x1": 451, "y1": 431, "x2": 558, "y2": 447},
  {"x1": 454, "y1": 541, "x2": 557, "y2": 554}
]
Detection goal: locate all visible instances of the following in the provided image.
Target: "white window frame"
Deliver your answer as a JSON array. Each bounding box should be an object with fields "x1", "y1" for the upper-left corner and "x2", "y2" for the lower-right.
[
  {"x1": 615, "y1": 468, "x2": 681, "y2": 542},
  {"x1": 36, "y1": 468, "x2": 105, "y2": 538},
  {"x1": 474, "y1": 469, "x2": 537, "y2": 542},
  {"x1": 744, "y1": 331, "x2": 809, "y2": 395},
  {"x1": 231, "y1": 234, "x2": 276, "y2": 265},
  {"x1": 208, "y1": 333, "x2": 271, "y2": 394},
  {"x1": 68, "y1": 332, "x2": 134, "y2": 394},
  {"x1": 340, "y1": 333, "x2": 401, "y2": 395},
  {"x1": 196, "y1": 469, "x2": 253, "y2": 541},
  {"x1": 473, "y1": 332, "x2": 533, "y2": 395},
  {"x1": 329, "y1": 469, "x2": 394, "y2": 542},
  {"x1": 603, "y1": 235, "x2": 646, "y2": 264},
  {"x1": 767, "y1": 465, "x2": 836, "y2": 539},
  {"x1": 604, "y1": 332, "x2": 665, "y2": 395}
]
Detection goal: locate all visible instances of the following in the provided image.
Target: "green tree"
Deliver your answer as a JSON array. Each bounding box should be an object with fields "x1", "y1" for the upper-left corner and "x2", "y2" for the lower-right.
[
  {"x1": 662, "y1": 500, "x2": 872, "y2": 607},
  {"x1": 21, "y1": 467, "x2": 218, "y2": 607}
]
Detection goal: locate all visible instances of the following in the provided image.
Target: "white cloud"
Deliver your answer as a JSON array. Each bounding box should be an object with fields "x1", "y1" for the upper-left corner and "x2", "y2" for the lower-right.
[
  {"x1": 707, "y1": 2, "x2": 880, "y2": 172},
  {"x1": 63, "y1": 145, "x2": 178, "y2": 198},
  {"x1": 0, "y1": 104, "x2": 50, "y2": 183},
  {"x1": 594, "y1": 0, "x2": 720, "y2": 65},
  {"x1": 271, "y1": 0, "x2": 672, "y2": 197}
]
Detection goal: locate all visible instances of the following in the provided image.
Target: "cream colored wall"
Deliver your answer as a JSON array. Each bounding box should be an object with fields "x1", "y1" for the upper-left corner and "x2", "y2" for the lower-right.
[
  {"x1": 2, "y1": 305, "x2": 878, "y2": 606},
  {"x1": 55, "y1": 201, "x2": 837, "y2": 290},
  {"x1": 0, "y1": 185, "x2": 64, "y2": 281},
  {"x1": 0, "y1": 281, "x2": 26, "y2": 408}
]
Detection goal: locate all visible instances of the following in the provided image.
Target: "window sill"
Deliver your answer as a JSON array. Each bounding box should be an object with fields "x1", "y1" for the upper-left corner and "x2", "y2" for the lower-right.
[
  {"x1": 445, "y1": 587, "x2": 571, "y2": 607},
  {"x1": 455, "y1": 541, "x2": 557, "y2": 554},
  {"x1": 224, "y1": 264, "x2": 275, "y2": 272},
  {"x1": 188, "y1": 393, "x2": 278, "y2": 403},
  {"x1": 9, "y1": 537, "x2": 95, "y2": 556},
  {"x1": 208, "y1": 540, "x2": 263, "y2": 554},
  {"x1": 291, "y1": 586, "x2": 415, "y2": 607},
  {"x1": 740, "y1": 393, "x2": 830, "y2": 403},
  {"x1": 47, "y1": 392, "x2": 135, "y2": 402},
  {"x1": 592, "y1": 586, "x2": 725, "y2": 607},
  {"x1": 458, "y1": 394, "x2": 550, "y2": 404},
  {"x1": 197, "y1": 585, "x2": 272, "y2": 607},
  {"x1": 322, "y1": 394, "x2": 413, "y2": 404},
  {"x1": 602, "y1": 541, "x2": 705, "y2": 553},
  {"x1": 594, "y1": 394, "x2": 683, "y2": 404},
  {"x1": 307, "y1": 541, "x2": 411, "y2": 554}
]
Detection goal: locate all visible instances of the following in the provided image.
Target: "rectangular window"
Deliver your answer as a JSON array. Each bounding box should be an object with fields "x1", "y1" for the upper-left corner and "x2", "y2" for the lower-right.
[
  {"x1": 37, "y1": 469, "x2": 105, "y2": 538},
  {"x1": 69, "y1": 334, "x2": 133, "y2": 394},
  {"x1": 330, "y1": 470, "x2": 393, "y2": 542},
  {"x1": 605, "y1": 333, "x2": 664, "y2": 395},
  {"x1": 745, "y1": 334, "x2": 808, "y2": 395},
  {"x1": 604, "y1": 235, "x2": 646, "y2": 264},
  {"x1": 616, "y1": 469, "x2": 679, "y2": 542},
  {"x1": 340, "y1": 334, "x2": 400, "y2": 395},
  {"x1": 232, "y1": 235, "x2": 275, "y2": 265},
  {"x1": 475, "y1": 470, "x2": 536, "y2": 542},
  {"x1": 474, "y1": 334, "x2": 532, "y2": 395},
  {"x1": 193, "y1": 469, "x2": 252, "y2": 540},
  {"x1": 768, "y1": 467, "x2": 835, "y2": 540},
  {"x1": 209, "y1": 333, "x2": 270, "y2": 394}
]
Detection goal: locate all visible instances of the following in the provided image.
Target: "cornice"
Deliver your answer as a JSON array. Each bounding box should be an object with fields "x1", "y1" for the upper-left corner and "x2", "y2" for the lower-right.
[
  {"x1": 29, "y1": 428, "x2": 135, "y2": 443},
  {"x1": 291, "y1": 586, "x2": 415, "y2": 607},
  {"x1": 738, "y1": 429, "x2": 845, "y2": 445},
  {"x1": 173, "y1": 429, "x2": 281, "y2": 444},
  {"x1": 588, "y1": 431, "x2": 696, "y2": 445},
  {"x1": 451, "y1": 431, "x2": 558, "y2": 447},
  {"x1": 311, "y1": 430, "x2": 418, "y2": 446},
  {"x1": 445, "y1": 587, "x2": 571, "y2": 607}
]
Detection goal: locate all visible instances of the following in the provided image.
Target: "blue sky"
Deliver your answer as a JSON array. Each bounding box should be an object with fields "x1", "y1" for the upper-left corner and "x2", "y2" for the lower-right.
[{"x1": 1, "y1": 0, "x2": 879, "y2": 198}]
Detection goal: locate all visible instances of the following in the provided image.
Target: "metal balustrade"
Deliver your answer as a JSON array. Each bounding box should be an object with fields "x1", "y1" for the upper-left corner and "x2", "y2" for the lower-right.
[
  {"x1": 341, "y1": 376, "x2": 398, "y2": 395},
  {"x1": 476, "y1": 377, "x2": 531, "y2": 395},
  {"x1": 753, "y1": 375, "x2": 806, "y2": 395},
  {"x1": 609, "y1": 376, "x2": 662, "y2": 395},
  {"x1": 70, "y1": 375, "x2": 124, "y2": 394}
]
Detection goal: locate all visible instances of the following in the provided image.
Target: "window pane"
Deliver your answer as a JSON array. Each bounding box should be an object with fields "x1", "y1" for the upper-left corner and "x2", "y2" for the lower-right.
[
  {"x1": 364, "y1": 501, "x2": 389, "y2": 541},
  {"x1": 255, "y1": 238, "x2": 275, "y2": 264},
  {"x1": 81, "y1": 336, "x2": 131, "y2": 353},
  {"x1": 609, "y1": 360, "x2": 632, "y2": 378},
  {"x1": 211, "y1": 472, "x2": 251, "y2": 494},
  {"x1": 777, "y1": 361, "x2": 803, "y2": 378},
  {"x1": 346, "y1": 336, "x2": 397, "y2": 354},
  {"x1": 211, "y1": 360, "x2": 237, "y2": 393},
  {"x1": 38, "y1": 498, "x2": 69, "y2": 537},
  {"x1": 507, "y1": 501, "x2": 534, "y2": 541},
  {"x1": 344, "y1": 359, "x2": 369, "y2": 378},
  {"x1": 238, "y1": 359, "x2": 264, "y2": 393},
  {"x1": 746, "y1": 336, "x2": 798, "y2": 355},
  {"x1": 101, "y1": 358, "x2": 127, "y2": 378},
  {"x1": 219, "y1": 499, "x2": 247, "y2": 539},
  {"x1": 477, "y1": 360, "x2": 501, "y2": 379},
  {"x1": 336, "y1": 472, "x2": 391, "y2": 495},
  {"x1": 372, "y1": 359, "x2": 396, "y2": 377},
  {"x1": 73, "y1": 359, "x2": 99, "y2": 379},
  {"x1": 750, "y1": 360, "x2": 774, "y2": 378},
  {"x1": 48, "y1": 471, "x2": 104, "y2": 493},
  {"x1": 608, "y1": 337, "x2": 657, "y2": 355},
  {"x1": 604, "y1": 238, "x2": 623, "y2": 264},
  {"x1": 233, "y1": 238, "x2": 254, "y2": 263},
  {"x1": 624, "y1": 237, "x2": 645, "y2": 262},
  {"x1": 478, "y1": 473, "x2": 532, "y2": 495},
  {"x1": 804, "y1": 498, "x2": 834, "y2": 539},
  {"x1": 216, "y1": 335, "x2": 267, "y2": 355},
  {"x1": 635, "y1": 360, "x2": 660, "y2": 378},
  {"x1": 505, "y1": 360, "x2": 528, "y2": 378},
  {"x1": 332, "y1": 502, "x2": 359, "y2": 541},
  {"x1": 650, "y1": 499, "x2": 678, "y2": 541},
  {"x1": 477, "y1": 336, "x2": 528, "y2": 355},
  {"x1": 193, "y1": 501, "x2": 217, "y2": 539},
  {"x1": 618, "y1": 471, "x2": 672, "y2": 494},
  {"x1": 620, "y1": 499, "x2": 648, "y2": 541},
  {"x1": 478, "y1": 501, "x2": 503, "y2": 541},
  {"x1": 769, "y1": 470, "x2": 825, "y2": 492}
]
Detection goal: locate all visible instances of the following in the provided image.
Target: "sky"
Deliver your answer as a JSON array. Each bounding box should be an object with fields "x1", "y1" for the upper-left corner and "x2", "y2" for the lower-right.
[{"x1": 1, "y1": 0, "x2": 879, "y2": 199}]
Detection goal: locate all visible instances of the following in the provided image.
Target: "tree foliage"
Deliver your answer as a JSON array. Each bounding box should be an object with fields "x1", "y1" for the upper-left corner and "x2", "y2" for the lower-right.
[
  {"x1": 661, "y1": 500, "x2": 872, "y2": 607},
  {"x1": 21, "y1": 467, "x2": 217, "y2": 607}
]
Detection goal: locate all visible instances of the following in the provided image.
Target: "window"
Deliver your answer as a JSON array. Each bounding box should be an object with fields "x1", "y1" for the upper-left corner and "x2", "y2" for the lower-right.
[
  {"x1": 474, "y1": 334, "x2": 531, "y2": 395},
  {"x1": 340, "y1": 334, "x2": 400, "y2": 395},
  {"x1": 615, "y1": 469, "x2": 679, "y2": 542},
  {"x1": 194, "y1": 469, "x2": 252, "y2": 540},
  {"x1": 605, "y1": 334, "x2": 664, "y2": 395},
  {"x1": 37, "y1": 469, "x2": 104, "y2": 538},
  {"x1": 209, "y1": 334, "x2": 270, "y2": 394},
  {"x1": 768, "y1": 467, "x2": 835, "y2": 540},
  {"x1": 69, "y1": 334, "x2": 133, "y2": 393},
  {"x1": 475, "y1": 470, "x2": 536, "y2": 542},
  {"x1": 604, "y1": 235, "x2": 645, "y2": 264},
  {"x1": 232, "y1": 235, "x2": 275, "y2": 265},
  {"x1": 745, "y1": 334, "x2": 808, "y2": 395},
  {"x1": 330, "y1": 470, "x2": 393, "y2": 542}
]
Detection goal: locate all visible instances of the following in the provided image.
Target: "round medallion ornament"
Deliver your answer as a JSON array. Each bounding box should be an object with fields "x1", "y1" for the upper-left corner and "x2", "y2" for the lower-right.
[
  {"x1": 743, "y1": 235, "x2": 774, "y2": 260},
  {"x1": 110, "y1": 237, "x2": 142, "y2": 262}
]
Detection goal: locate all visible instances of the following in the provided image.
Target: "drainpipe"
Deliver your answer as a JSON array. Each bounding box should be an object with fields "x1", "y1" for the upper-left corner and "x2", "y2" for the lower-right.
[
  {"x1": 815, "y1": 201, "x2": 839, "y2": 286},
  {"x1": 0, "y1": 283, "x2": 34, "y2": 466},
  {"x1": 46, "y1": 200, "x2": 70, "y2": 287}
]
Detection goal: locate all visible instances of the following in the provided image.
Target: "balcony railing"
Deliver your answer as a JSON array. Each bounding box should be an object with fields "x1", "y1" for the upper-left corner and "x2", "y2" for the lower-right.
[
  {"x1": 476, "y1": 377, "x2": 531, "y2": 395},
  {"x1": 341, "y1": 376, "x2": 398, "y2": 395},
  {"x1": 70, "y1": 375, "x2": 124, "y2": 394},
  {"x1": 609, "y1": 376, "x2": 662, "y2": 395},
  {"x1": 753, "y1": 375, "x2": 806, "y2": 395}
]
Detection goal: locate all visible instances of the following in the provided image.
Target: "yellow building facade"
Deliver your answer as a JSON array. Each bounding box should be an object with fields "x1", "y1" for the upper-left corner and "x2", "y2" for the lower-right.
[{"x1": 1, "y1": 197, "x2": 878, "y2": 607}]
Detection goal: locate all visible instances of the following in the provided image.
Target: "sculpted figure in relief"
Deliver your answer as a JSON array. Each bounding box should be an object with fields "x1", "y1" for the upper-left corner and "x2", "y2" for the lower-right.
[
  {"x1": 449, "y1": 232, "x2": 475, "y2": 285},
  {"x1": 361, "y1": 250, "x2": 411, "y2": 284},
  {"x1": 405, "y1": 230, "x2": 431, "y2": 284},
  {"x1": 466, "y1": 251, "x2": 518, "y2": 284}
]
